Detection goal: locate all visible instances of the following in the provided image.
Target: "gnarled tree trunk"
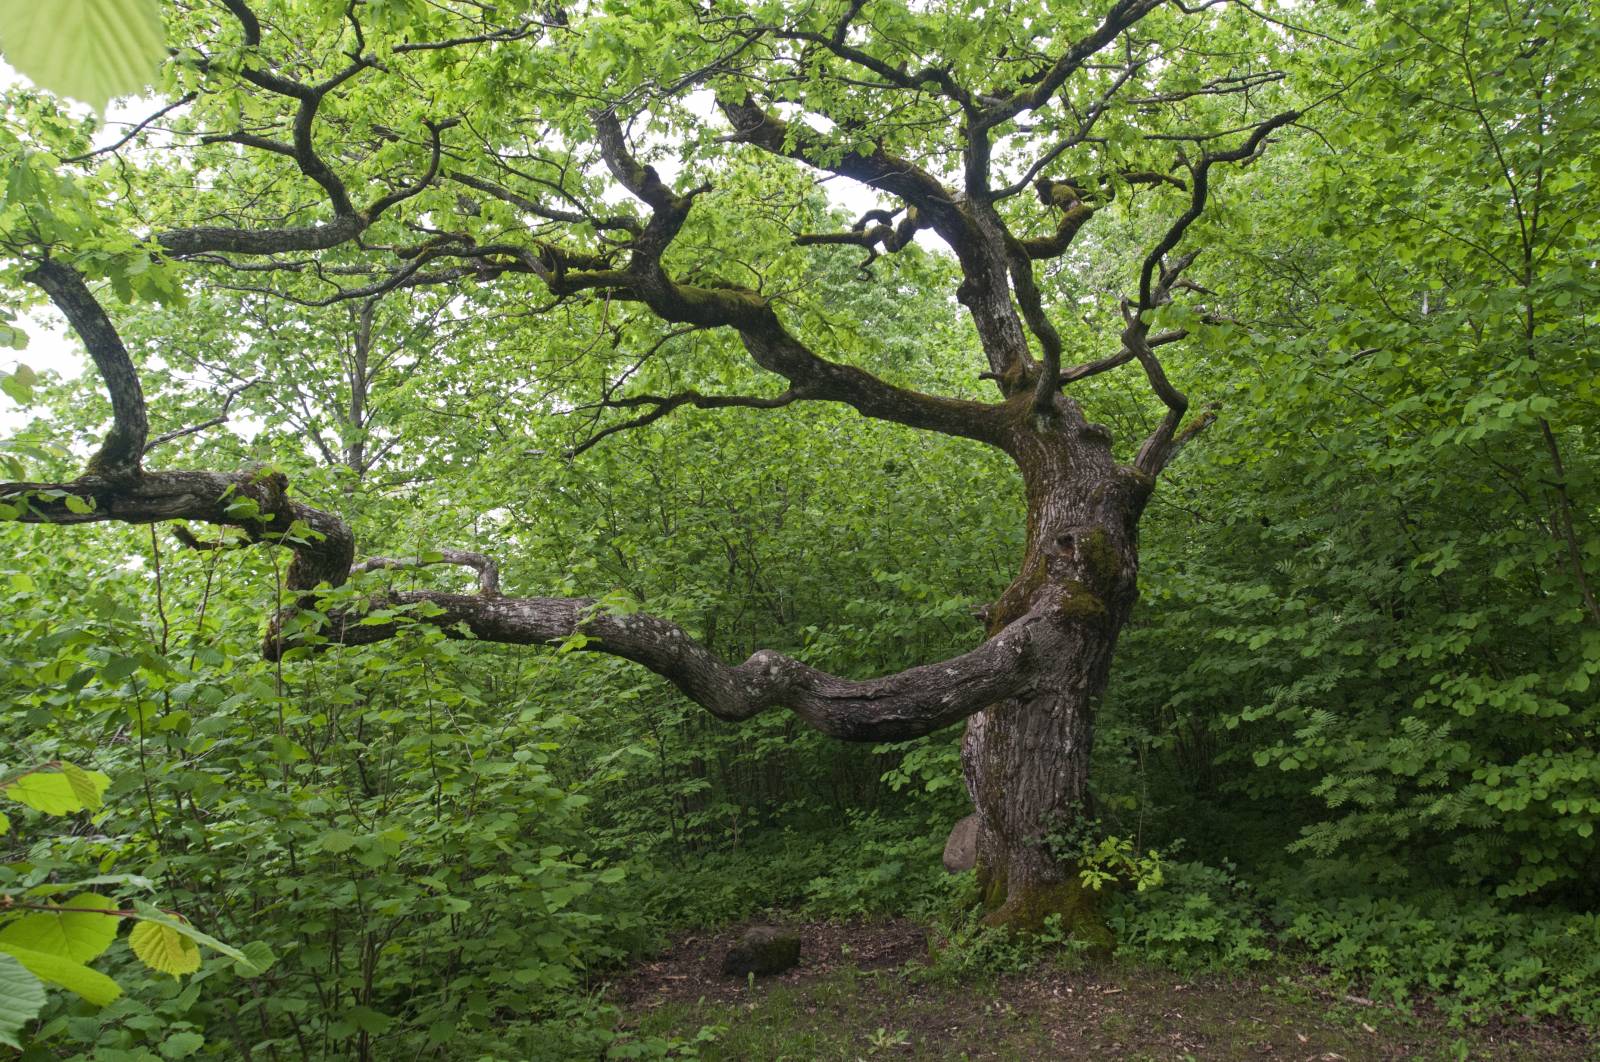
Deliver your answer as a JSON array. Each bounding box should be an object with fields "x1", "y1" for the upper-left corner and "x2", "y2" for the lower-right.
[{"x1": 964, "y1": 414, "x2": 1148, "y2": 933}]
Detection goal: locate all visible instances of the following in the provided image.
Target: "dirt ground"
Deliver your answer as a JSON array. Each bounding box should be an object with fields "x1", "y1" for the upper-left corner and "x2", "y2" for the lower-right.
[{"x1": 608, "y1": 919, "x2": 1599, "y2": 1061}]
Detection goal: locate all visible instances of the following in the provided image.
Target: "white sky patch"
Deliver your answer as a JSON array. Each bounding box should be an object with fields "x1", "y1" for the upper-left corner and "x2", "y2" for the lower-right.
[{"x1": 1, "y1": 62, "x2": 171, "y2": 433}]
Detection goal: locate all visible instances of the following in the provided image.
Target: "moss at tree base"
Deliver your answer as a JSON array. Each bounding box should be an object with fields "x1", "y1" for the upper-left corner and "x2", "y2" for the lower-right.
[{"x1": 979, "y1": 874, "x2": 1114, "y2": 957}]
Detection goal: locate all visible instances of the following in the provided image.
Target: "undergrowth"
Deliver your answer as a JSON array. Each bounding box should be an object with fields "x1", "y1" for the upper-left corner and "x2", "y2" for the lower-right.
[{"x1": 632, "y1": 815, "x2": 1600, "y2": 1034}]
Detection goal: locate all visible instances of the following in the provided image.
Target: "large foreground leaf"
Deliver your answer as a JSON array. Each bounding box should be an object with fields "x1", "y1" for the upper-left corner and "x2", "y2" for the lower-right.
[
  {"x1": 0, "y1": 952, "x2": 46, "y2": 1049},
  {"x1": 1, "y1": 763, "x2": 110, "y2": 815},
  {"x1": 0, "y1": 893, "x2": 121, "y2": 963},
  {"x1": 130, "y1": 901, "x2": 256, "y2": 971},
  {"x1": 0, "y1": 0, "x2": 166, "y2": 112},
  {"x1": 0, "y1": 942, "x2": 120, "y2": 1006}
]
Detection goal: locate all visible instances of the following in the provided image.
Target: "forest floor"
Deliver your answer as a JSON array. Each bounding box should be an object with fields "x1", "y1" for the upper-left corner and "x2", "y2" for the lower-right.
[{"x1": 606, "y1": 919, "x2": 1599, "y2": 1061}]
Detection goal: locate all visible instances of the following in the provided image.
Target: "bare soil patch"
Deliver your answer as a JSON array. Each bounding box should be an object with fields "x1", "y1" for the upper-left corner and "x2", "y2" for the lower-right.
[
  {"x1": 608, "y1": 919, "x2": 1599, "y2": 1060},
  {"x1": 610, "y1": 917, "x2": 929, "y2": 1008}
]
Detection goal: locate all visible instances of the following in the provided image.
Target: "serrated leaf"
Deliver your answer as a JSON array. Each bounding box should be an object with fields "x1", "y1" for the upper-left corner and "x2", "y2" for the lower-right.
[
  {"x1": 0, "y1": 952, "x2": 46, "y2": 1050},
  {"x1": 232, "y1": 940, "x2": 275, "y2": 977},
  {"x1": 0, "y1": 942, "x2": 121, "y2": 1006},
  {"x1": 159, "y1": 1030, "x2": 204, "y2": 1059},
  {"x1": 0, "y1": 0, "x2": 167, "y2": 113},
  {"x1": 0, "y1": 370, "x2": 31, "y2": 403},
  {"x1": 130, "y1": 902, "x2": 250, "y2": 966},
  {"x1": 3, "y1": 763, "x2": 111, "y2": 814},
  {"x1": 341, "y1": 1005, "x2": 391, "y2": 1035},
  {"x1": 99, "y1": 655, "x2": 140, "y2": 685},
  {"x1": 317, "y1": 829, "x2": 357, "y2": 853},
  {"x1": 128, "y1": 921, "x2": 200, "y2": 977},
  {"x1": 0, "y1": 893, "x2": 121, "y2": 963},
  {"x1": 58, "y1": 762, "x2": 109, "y2": 810}
]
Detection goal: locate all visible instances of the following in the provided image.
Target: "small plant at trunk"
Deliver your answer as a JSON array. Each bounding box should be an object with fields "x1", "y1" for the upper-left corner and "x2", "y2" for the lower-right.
[{"x1": 1042, "y1": 810, "x2": 1167, "y2": 894}]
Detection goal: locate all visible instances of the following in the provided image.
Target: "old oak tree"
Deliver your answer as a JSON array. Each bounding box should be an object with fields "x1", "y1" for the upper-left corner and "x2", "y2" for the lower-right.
[{"x1": 1, "y1": 0, "x2": 1308, "y2": 932}]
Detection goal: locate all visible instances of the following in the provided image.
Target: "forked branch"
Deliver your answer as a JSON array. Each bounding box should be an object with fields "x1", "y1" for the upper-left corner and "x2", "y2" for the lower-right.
[{"x1": 354, "y1": 550, "x2": 501, "y2": 596}]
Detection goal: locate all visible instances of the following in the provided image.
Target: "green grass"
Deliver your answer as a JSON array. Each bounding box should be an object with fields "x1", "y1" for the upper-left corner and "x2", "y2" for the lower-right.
[{"x1": 609, "y1": 957, "x2": 1596, "y2": 1061}]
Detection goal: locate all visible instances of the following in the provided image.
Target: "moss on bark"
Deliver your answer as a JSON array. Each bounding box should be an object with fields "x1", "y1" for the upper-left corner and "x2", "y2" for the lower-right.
[{"x1": 980, "y1": 875, "x2": 1114, "y2": 957}]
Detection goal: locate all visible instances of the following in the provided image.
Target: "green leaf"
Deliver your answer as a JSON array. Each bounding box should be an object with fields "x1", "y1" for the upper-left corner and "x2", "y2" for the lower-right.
[
  {"x1": 341, "y1": 1005, "x2": 391, "y2": 1036},
  {"x1": 99, "y1": 654, "x2": 140, "y2": 685},
  {"x1": 57, "y1": 763, "x2": 107, "y2": 810},
  {"x1": 159, "y1": 1031, "x2": 205, "y2": 1059},
  {"x1": 129, "y1": 902, "x2": 251, "y2": 967},
  {"x1": 3, "y1": 763, "x2": 110, "y2": 814},
  {"x1": 127, "y1": 920, "x2": 200, "y2": 977},
  {"x1": 19, "y1": 874, "x2": 154, "y2": 897},
  {"x1": 317, "y1": 829, "x2": 357, "y2": 853},
  {"x1": 0, "y1": 942, "x2": 121, "y2": 1006},
  {"x1": 0, "y1": 0, "x2": 167, "y2": 112},
  {"x1": 0, "y1": 893, "x2": 121, "y2": 963},
  {"x1": 0, "y1": 952, "x2": 46, "y2": 1050},
  {"x1": 0, "y1": 366, "x2": 33, "y2": 403},
  {"x1": 62, "y1": 493, "x2": 94, "y2": 515},
  {"x1": 231, "y1": 940, "x2": 275, "y2": 977}
]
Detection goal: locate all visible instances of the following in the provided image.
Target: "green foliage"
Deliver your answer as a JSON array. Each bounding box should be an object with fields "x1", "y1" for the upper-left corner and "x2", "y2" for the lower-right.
[
  {"x1": 0, "y1": 0, "x2": 1596, "y2": 1049},
  {"x1": 1041, "y1": 814, "x2": 1166, "y2": 894},
  {"x1": 1280, "y1": 894, "x2": 1600, "y2": 1026},
  {"x1": 0, "y1": 758, "x2": 262, "y2": 1048},
  {"x1": 916, "y1": 908, "x2": 1088, "y2": 984},
  {"x1": 1107, "y1": 861, "x2": 1272, "y2": 971},
  {"x1": 800, "y1": 815, "x2": 955, "y2": 920},
  {"x1": 0, "y1": 950, "x2": 46, "y2": 1049}
]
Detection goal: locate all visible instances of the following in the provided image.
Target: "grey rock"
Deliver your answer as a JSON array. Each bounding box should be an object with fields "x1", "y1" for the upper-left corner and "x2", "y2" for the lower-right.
[
  {"x1": 942, "y1": 813, "x2": 979, "y2": 873},
  {"x1": 720, "y1": 926, "x2": 801, "y2": 978}
]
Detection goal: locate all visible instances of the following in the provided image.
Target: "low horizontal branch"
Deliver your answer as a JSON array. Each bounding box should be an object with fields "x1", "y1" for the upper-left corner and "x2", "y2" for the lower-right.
[
  {"x1": 269, "y1": 585, "x2": 1077, "y2": 742},
  {"x1": 0, "y1": 469, "x2": 353, "y2": 591}
]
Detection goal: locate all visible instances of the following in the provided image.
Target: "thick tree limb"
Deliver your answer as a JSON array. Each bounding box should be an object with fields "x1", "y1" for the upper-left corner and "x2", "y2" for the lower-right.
[
  {"x1": 1122, "y1": 110, "x2": 1299, "y2": 473},
  {"x1": 22, "y1": 260, "x2": 147, "y2": 477},
  {"x1": 717, "y1": 96, "x2": 969, "y2": 246},
  {"x1": 156, "y1": 6, "x2": 453, "y2": 261},
  {"x1": 268, "y1": 583, "x2": 1080, "y2": 742},
  {"x1": 584, "y1": 109, "x2": 1011, "y2": 445},
  {"x1": 976, "y1": 0, "x2": 1165, "y2": 131},
  {"x1": 795, "y1": 206, "x2": 925, "y2": 272},
  {"x1": 1137, "y1": 110, "x2": 1300, "y2": 309},
  {"x1": 0, "y1": 469, "x2": 354, "y2": 591}
]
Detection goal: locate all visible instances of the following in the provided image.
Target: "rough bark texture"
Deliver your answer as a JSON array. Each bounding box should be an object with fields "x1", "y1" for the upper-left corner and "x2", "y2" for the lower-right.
[{"x1": 956, "y1": 395, "x2": 1152, "y2": 932}]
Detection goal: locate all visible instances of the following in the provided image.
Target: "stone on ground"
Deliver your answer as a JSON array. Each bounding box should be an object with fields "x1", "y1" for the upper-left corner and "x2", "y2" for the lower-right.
[
  {"x1": 942, "y1": 813, "x2": 978, "y2": 873},
  {"x1": 721, "y1": 926, "x2": 801, "y2": 977}
]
